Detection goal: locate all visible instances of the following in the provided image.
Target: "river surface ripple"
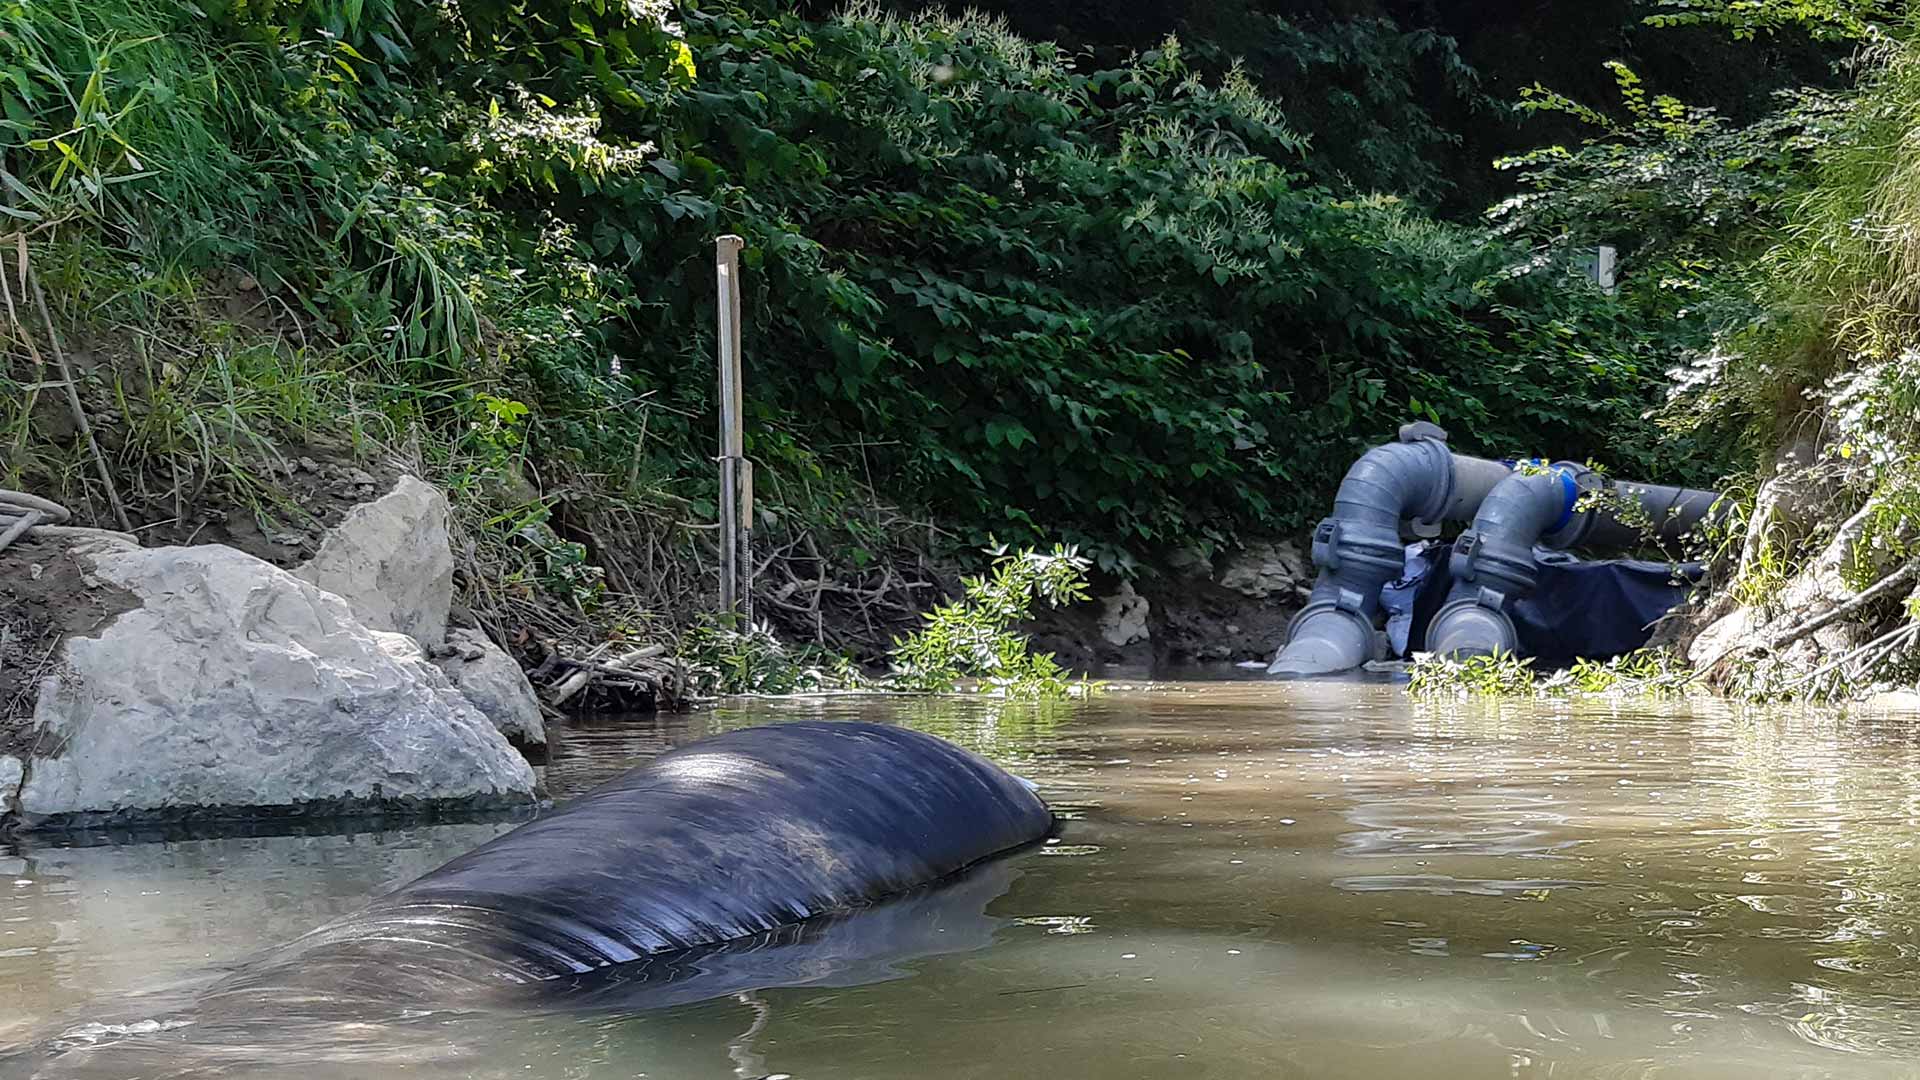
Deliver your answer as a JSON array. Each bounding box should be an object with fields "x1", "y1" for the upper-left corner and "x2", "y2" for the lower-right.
[{"x1": 6, "y1": 680, "x2": 1920, "y2": 1078}]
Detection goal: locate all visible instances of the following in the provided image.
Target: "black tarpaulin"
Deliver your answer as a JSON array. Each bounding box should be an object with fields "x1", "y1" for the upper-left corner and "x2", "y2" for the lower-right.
[{"x1": 1386, "y1": 541, "x2": 1704, "y2": 668}]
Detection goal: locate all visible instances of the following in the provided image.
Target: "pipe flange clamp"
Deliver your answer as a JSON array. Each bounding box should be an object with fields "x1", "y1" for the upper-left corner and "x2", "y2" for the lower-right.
[{"x1": 1281, "y1": 600, "x2": 1383, "y2": 663}]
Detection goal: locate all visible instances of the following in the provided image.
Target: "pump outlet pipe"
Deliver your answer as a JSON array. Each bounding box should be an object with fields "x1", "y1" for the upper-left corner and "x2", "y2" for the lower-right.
[
  {"x1": 1425, "y1": 462, "x2": 1723, "y2": 659},
  {"x1": 1268, "y1": 422, "x2": 1511, "y2": 678}
]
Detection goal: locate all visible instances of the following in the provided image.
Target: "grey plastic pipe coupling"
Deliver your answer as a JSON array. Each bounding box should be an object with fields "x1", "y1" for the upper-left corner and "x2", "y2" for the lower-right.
[{"x1": 1269, "y1": 423, "x2": 1510, "y2": 678}]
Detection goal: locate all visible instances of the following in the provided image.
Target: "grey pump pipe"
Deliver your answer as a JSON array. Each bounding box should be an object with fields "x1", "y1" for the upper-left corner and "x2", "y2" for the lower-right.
[
  {"x1": 1267, "y1": 422, "x2": 1511, "y2": 677},
  {"x1": 1425, "y1": 461, "x2": 1722, "y2": 659}
]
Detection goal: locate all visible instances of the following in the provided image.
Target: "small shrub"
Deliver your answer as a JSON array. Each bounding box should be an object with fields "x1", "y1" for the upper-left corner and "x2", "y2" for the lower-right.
[
  {"x1": 677, "y1": 619, "x2": 869, "y2": 696},
  {"x1": 672, "y1": 543, "x2": 1098, "y2": 700},
  {"x1": 1406, "y1": 651, "x2": 1538, "y2": 698},
  {"x1": 1409, "y1": 649, "x2": 1696, "y2": 699},
  {"x1": 889, "y1": 545, "x2": 1097, "y2": 699},
  {"x1": 1542, "y1": 651, "x2": 1697, "y2": 697}
]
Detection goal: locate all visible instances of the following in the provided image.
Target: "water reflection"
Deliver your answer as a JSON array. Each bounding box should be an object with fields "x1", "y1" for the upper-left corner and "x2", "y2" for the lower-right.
[
  {"x1": 2, "y1": 860, "x2": 1026, "y2": 1079},
  {"x1": 7, "y1": 683, "x2": 1920, "y2": 1077}
]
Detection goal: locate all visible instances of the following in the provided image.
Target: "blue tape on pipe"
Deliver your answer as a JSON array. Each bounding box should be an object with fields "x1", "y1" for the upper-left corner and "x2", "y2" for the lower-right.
[
  {"x1": 1551, "y1": 468, "x2": 1579, "y2": 534},
  {"x1": 1502, "y1": 459, "x2": 1581, "y2": 535}
]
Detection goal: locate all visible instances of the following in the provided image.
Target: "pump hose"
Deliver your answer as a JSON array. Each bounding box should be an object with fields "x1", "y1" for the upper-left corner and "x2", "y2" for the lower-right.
[{"x1": 0, "y1": 490, "x2": 71, "y2": 555}]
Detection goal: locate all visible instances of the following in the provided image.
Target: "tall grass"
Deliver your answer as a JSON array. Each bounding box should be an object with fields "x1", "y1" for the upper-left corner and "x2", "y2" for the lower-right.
[{"x1": 0, "y1": 0, "x2": 725, "y2": 649}]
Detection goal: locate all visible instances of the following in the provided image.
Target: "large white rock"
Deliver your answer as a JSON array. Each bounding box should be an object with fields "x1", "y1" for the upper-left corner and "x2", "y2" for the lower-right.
[
  {"x1": 1866, "y1": 689, "x2": 1920, "y2": 713},
  {"x1": 14, "y1": 538, "x2": 534, "y2": 824},
  {"x1": 294, "y1": 475, "x2": 452, "y2": 646},
  {"x1": 430, "y1": 628, "x2": 547, "y2": 747},
  {"x1": 1736, "y1": 431, "x2": 1838, "y2": 579},
  {"x1": 1690, "y1": 498, "x2": 1886, "y2": 675},
  {"x1": 1686, "y1": 604, "x2": 1762, "y2": 671}
]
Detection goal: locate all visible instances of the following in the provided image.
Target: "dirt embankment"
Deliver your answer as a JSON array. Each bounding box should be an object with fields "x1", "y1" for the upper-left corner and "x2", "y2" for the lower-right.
[
  {"x1": 1656, "y1": 423, "x2": 1920, "y2": 699},
  {"x1": 2, "y1": 433, "x2": 393, "y2": 736},
  {"x1": 1, "y1": 536, "x2": 138, "y2": 745},
  {"x1": 1027, "y1": 543, "x2": 1310, "y2": 671},
  {"x1": 131, "y1": 448, "x2": 400, "y2": 569}
]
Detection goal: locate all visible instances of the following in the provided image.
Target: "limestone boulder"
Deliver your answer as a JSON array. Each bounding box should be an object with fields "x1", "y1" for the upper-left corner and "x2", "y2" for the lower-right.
[
  {"x1": 1866, "y1": 689, "x2": 1920, "y2": 713},
  {"x1": 1686, "y1": 604, "x2": 1762, "y2": 671},
  {"x1": 429, "y1": 628, "x2": 547, "y2": 747},
  {"x1": 1096, "y1": 581, "x2": 1151, "y2": 649},
  {"x1": 1690, "y1": 498, "x2": 1887, "y2": 675},
  {"x1": 1738, "y1": 432, "x2": 1841, "y2": 577},
  {"x1": 294, "y1": 474, "x2": 452, "y2": 646},
  {"x1": 1216, "y1": 540, "x2": 1311, "y2": 602},
  {"x1": 0, "y1": 755, "x2": 20, "y2": 818},
  {"x1": 10, "y1": 537, "x2": 535, "y2": 828}
]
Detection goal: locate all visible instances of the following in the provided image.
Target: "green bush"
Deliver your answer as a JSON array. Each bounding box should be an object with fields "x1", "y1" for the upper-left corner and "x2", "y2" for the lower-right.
[
  {"x1": 890, "y1": 544, "x2": 1093, "y2": 698},
  {"x1": 4, "y1": 0, "x2": 1722, "y2": 591},
  {"x1": 1408, "y1": 648, "x2": 1695, "y2": 698}
]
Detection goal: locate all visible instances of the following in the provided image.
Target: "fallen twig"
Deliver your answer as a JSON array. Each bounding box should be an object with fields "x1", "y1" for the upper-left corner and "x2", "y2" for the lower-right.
[
  {"x1": 1755, "y1": 558, "x2": 1920, "y2": 657},
  {"x1": 548, "y1": 646, "x2": 668, "y2": 679},
  {"x1": 13, "y1": 236, "x2": 132, "y2": 533},
  {"x1": 547, "y1": 645, "x2": 667, "y2": 708}
]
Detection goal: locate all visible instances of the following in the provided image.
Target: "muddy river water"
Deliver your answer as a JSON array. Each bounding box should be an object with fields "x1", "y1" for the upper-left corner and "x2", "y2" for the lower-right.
[{"x1": 7, "y1": 678, "x2": 1920, "y2": 1078}]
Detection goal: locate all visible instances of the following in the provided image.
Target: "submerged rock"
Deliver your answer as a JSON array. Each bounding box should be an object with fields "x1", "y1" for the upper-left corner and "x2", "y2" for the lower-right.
[
  {"x1": 430, "y1": 628, "x2": 547, "y2": 747},
  {"x1": 9, "y1": 536, "x2": 534, "y2": 830},
  {"x1": 293, "y1": 475, "x2": 453, "y2": 646},
  {"x1": 1866, "y1": 689, "x2": 1920, "y2": 712}
]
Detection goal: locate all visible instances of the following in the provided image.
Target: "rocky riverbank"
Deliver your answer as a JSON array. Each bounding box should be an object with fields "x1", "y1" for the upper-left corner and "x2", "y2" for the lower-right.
[
  {"x1": 1027, "y1": 540, "x2": 1311, "y2": 670},
  {"x1": 1642, "y1": 414, "x2": 1920, "y2": 704},
  {"x1": 0, "y1": 474, "x2": 546, "y2": 834},
  {"x1": 0, "y1": 452, "x2": 1322, "y2": 834}
]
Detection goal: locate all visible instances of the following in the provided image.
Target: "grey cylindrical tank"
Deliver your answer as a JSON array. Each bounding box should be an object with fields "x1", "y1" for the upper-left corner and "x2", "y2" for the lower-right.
[{"x1": 1424, "y1": 465, "x2": 1572, "y2": 659}]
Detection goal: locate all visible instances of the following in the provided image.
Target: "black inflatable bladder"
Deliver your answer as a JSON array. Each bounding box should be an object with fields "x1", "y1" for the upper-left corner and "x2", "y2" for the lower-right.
[
  {"x1": 196, "y1": 721, "x2": 1053, "y2": 1014},
  {"x1": 544, "y1": 855, "x2": 1022, "y2": 1014},
  {"x1": 4, "y1": 854, "x2": 1030, "y2": 1079},
  {"x1": 5, "y1": 722, "x2": 1052, "y2": 1076}
]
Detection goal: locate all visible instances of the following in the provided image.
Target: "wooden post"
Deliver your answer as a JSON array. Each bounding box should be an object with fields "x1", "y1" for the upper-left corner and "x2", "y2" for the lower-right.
[
  {"x1": 738, "y1": 457, "x2": 754, "y2": 623},
  {"x1": 715, "y1": 235, "x2": 749, "y2": 621}
]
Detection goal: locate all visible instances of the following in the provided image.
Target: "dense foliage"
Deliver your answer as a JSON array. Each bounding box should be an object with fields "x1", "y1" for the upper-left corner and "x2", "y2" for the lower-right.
[
  {"x1": 1513, "y1": 0, "x2": 1920, "y2": 695},
  {"x1": 0, "y1": 0, "x2": 1726, "y2": 594},
  {"x1": 870, "y1": 0, "x2": 1855, "y2": 218},
  {"x1": 1709, "y1": 11, "x2": 1920, "y2": 583}
]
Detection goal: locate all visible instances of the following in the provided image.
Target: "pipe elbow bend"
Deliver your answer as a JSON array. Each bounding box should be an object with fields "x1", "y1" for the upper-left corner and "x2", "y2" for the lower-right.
[
  {"x1": 1331, "y1": 439, "x2": 1456, "y2": 527},
  {"x1": 1268, "y1": 602, "x2": 1378, "y2": 678},
  {"x1": 1428, "y1": 466, "x2": 1574, "y2": 660}
]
